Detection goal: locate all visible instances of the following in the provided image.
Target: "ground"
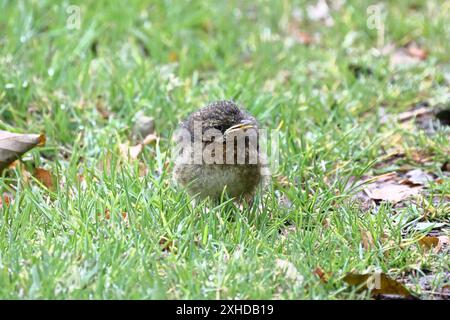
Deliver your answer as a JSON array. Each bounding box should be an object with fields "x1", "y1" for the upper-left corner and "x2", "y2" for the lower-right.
[{"x1": 0, "y1": 0, "x2": 449, "y2": 299}]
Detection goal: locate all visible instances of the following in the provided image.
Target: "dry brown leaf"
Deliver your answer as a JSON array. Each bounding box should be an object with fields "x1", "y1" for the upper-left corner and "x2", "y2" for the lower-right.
[
  {"x1": 406, "y1": 43, "x2": 427, "y2": 60},
  {"x1": 397, "y1": 107, "x2": 434, "y2": 122},
  {"x1": 344, "y1": 272, "x2": 416, "y2": 299},
  {"x1": 361, "y1": 172, "x2": 397, "y2": 184},
  {"x1": 364, "y1": 183, "x2": 421, "y2": 203},
  {"x1": 419, "y1": 236, "x2": 449, "y2": 253},
  {"x1": 34, "y1": 168, "x2": 54, "y2": 190},
  {"x1": 288, "y1": 23, "x2": 314, "y2": 45},
  {"x1": 275, "y1": 259, "x2": 303, "y2": 284},
  {"x1": 436, "y1": 236, "x2": 450, "y2": 252},
  {"x1": 418, "y1": 236, "x2": 439, "y2": 249},
  {"x1": 390, "y1": 49, "x2": 421, "y2": 66},
  {"x1": 0, "y1": 130, "x2": 46, "y2": 172},
  {"x1": 322, "y1": 217, "x2": 330, "y2": 229},
  {"x1": 313, "y1": 266, "x2": 330, "y2": 283},
  {"x1": 0, "y1": 192, "x2": 13, "y2": 208},
  {"x1": 159, "y1": 236, "x2": 175, "y2": 253},
  {"x1": 143, "y1": 133, "x2": 158, "y2": 145},
  {"x1": 388, "y1": 42, "x2": 427, "y2": 67},
  {"x1": 402, "y1": 169, "x2": 434, "y2": 186},
  {"x1": 168, "y1": 51, "x2": 178, "y2": 62},
  {"x1": 408, "y1": 149, "x2": 432, "y2": 164},
  {"x1": 275, "y1": 175, "x2": 292, "y2": 188},
  {"x1": 119, "y1": 143, "x2": 143, "y2": 161},
  {"x1": 104, "y1": 209, "x2": 110, "y2": 220},
  {"x1": 361, "y1": 230, "x2": 375, "y2": 250}
]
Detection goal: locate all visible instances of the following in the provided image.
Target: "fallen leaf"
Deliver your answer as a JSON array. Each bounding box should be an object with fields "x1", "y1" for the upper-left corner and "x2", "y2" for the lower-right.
[
  {"x1": 143, "y1": 133, "x2": 158, "y2": 145},
  {"x1": 419, "y1": 236, "x2": 449, "y2": 253},
  {"x1": 275, "y1": 175, "x2": 292, "y2": 188},
  {"x1": 288, "y1": 23, "x2": 313, "y2": 45},
  {"x1": 34, "y1": 168, "x2": 54, "y2": 189},
  {"x1": 390, "y1": 49, "x2": 421, "y2": 66},
  {"x1": 119, "y1": 143, "x2": 143, "y2": 161},
  {"x1": 414, "y1": 222, "x2": 446, "y2": 231},
  {"x1": 406, "y1": 42, "x2": 427, "y2": 60},
  {"x1": 0, "y1": 192, "x2": 13, "y2": 208},
  {"x1": 387, "y1": 42, "x2": 427, "y2": 67},
  {"x1": 344, "y1": 272, "x2": 417, "y2": 299},
  {"x1": 436, "y1": 236, "x2": 449, "y2": 253},
  {"x1": 322, "y1": 217, "x2": 330, "y2": 229},
  {"x1": 275, "y1": 259, "x2": 303, "y2": 285},
  {"x1": 364, "y1": 183, "x2": 421, "y2": 203},
  {"x1": 313, "y1": 266, "x2": 330, "y2": 283},
  {"x1": 402, "y1": 169, "x2": 434, "y2": 186},
  {"x1": 168, "y1": 51, "x2": 178, "y2": 62},
  {"x1": 159, "y1": 236, "x2": 175, "y2": 253},
  {"x1": 409, "y1": 149, "x2": 432, "y2": 164},
  {"x1": 361, "y1": 230, "x2": 375, "y2": 250},
  {"x1": 418, "y1": 236, "x2": 439, "y2": 249},
  {"x1": 0, "y1": 130, "x2": 46, "y2": 172},
  {"x1": 397, "y1": 106, "x2": 434, "y2": 122}
]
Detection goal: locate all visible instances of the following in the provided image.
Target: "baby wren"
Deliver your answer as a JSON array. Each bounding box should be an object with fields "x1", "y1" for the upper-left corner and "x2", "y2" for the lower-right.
[{"x1": 173, "y1": 100, "x2": 265, "y2": 200}]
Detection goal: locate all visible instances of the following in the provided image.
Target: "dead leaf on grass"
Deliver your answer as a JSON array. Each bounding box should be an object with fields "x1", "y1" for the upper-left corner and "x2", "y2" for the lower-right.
[
  {"x1": 119, "y1": 143, "x2": 143, "y2": 161},
  {"x1": 397, "y1": 107, "x2": 434, "y2": 122},
  {"x1": 0, "y1": 130, "x2": 46, "y2": 173},
  {"x1": 409, "y1": 149, "x2": 433, "y2": 164},
  {"x1": 143, "y1": 133, "x2": 158, "y2": 145},
  {"x1": 288, "y1": 23, "x2": 314, "y2": 45},
  {"x1": 34, "y1": 168, "x2": 54, "y2": 190},
  {"x1": 104, "y1": 209, "x2": 110, "y2": 220},
  {"x1": 361, "y1": 230, "x2": 375, "y2": 250},
  {"x1": 276, "y1": 259, "x2": 304, "y2": 285},
  {"x1": 405, "y1": 42, "x2": 428, "y2": 60},
  {"x1": 402, "y1": 169, "x2": 434, "y2": 186},
  {"x1": 419, "y1": 236, "x2": 449, "y2": 253},
  {"x1": 364, "y1": 183, "x2": 421, "y2": 203},
  {"x1": 313, "y1": 266, "x2": 330, "y2": 283},
  {"x1": 389, "y1": 42, "x2": 427, "y2": 67},
  {"x1": 0, "y1": 192, "x2": 13, "y2": 208},
  {"x1": 159, "y1": 236, "x2": 175, "y2": 253},
  {"x1": 344, "y1": 272, "x2": 417, "y2": 299},
  {"x1": 414, "y1": 222, "x2": 446, "y2": 231}
]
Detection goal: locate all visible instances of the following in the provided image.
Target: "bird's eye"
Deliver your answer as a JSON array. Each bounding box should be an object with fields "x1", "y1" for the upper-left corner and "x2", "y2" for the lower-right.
[{"x1": 214, "y1": 125, "x2": 225, "y2": 133}]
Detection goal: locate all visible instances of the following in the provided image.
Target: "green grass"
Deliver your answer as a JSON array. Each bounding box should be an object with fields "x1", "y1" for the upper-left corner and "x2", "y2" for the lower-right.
[{"x1": 0, "y1": 0, "x2": 449, "y2": 299}]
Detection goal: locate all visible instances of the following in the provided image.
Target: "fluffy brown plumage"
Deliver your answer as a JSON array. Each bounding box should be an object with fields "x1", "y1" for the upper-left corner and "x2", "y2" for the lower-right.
[{"x1": 173, "y1": 100, "x2": 264, "y2": 200}]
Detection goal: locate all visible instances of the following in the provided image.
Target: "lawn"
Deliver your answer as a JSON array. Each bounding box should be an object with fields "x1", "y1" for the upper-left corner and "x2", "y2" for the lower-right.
[{"x1": 0, "y1": 0, "x2": 449, "y2": 299}]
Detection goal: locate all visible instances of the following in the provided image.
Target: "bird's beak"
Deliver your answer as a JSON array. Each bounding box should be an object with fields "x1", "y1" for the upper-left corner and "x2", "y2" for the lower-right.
[{"x1": 224, "y1": 120, "x2": 255, "y2": 136}]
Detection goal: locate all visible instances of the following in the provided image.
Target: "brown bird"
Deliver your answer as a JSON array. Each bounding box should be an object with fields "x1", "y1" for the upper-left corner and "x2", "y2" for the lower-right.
[{"x1": 173, "y1": 100, "x2": 265, "y2": 200}]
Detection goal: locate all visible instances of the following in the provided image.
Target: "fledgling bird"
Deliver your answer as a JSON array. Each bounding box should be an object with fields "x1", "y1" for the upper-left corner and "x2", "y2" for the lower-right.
[{"x1": 173, "y1": 100, "x2": 266, "y2": 201}]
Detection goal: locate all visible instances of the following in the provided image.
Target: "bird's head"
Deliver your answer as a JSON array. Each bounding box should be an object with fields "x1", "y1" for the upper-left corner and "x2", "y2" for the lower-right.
[{"x1": 184, "y1": 100, "x2": 258, "y2": 141}]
